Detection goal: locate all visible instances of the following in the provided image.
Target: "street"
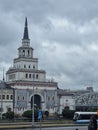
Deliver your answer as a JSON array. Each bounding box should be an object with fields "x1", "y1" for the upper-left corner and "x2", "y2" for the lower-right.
[{"x1": 4, "y1": 126, "x2": 88, "y2": 130}]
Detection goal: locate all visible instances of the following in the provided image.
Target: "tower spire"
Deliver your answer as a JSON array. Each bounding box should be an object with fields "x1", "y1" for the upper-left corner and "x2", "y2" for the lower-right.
[
  {"x1": 23, "y1": 17, "x2": 29, "y2": 40},
  {"x1": 3, "y1": 68, "x2": 5, "y2": 81}
]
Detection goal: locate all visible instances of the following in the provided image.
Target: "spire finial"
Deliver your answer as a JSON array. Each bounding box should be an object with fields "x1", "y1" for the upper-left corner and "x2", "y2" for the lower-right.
[{"x1": 23, "y1": 17, "x2": 29, "y2": 40}]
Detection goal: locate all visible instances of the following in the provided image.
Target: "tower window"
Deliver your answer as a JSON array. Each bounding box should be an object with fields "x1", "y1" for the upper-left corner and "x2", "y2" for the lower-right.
[
  {"x1": 24, "y1": 65, "x2": 26, "y2": 68},
  {"x1": 33, "y1": 66, "x2": 35, "y2": 69},
  {"x1": 25, "y1": 74, "x2": 28, "y2": 78},
  {"x1": 3, "y1": 95, "x2": 5, "y2": 99},
  {"x1": 23, "y1": 96, "x2": 24, "y2": 100},
  {"x1": 23, "y1": 50, "x2": 25, "y2": 56},
  {"x1": 29, "y1": 74, "x2": 31, "y2": 78},
  {"x1": 28, "y1": 50, "x2": 30, "y2": 56},
  {"x1": 29, "y1": 65, "x2": 30, "y2": 68},
  {"x1": 36, "y1": 74, "x2": 38, "y2": 79},
  {"x1": 6, "y1": 95, "x2": 9, "y2": 99},
  {"x1": 10, "y1": 95, "x2": 13, "y2": 99}
]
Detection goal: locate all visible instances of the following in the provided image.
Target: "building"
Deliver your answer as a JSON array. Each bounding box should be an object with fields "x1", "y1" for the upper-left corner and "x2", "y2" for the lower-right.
[
  {"x1": 0, "y1": 18, "x2": 97, "y2": 116},
  {"x1": 6, "y1": 18, "x2": 58, "y2": 114},
  {"x1": 0, "y1": 79, "x2": 14, "y2": 115},
  {"x1": 57, "y1": 89, "x2": 75, "y2": 114}
]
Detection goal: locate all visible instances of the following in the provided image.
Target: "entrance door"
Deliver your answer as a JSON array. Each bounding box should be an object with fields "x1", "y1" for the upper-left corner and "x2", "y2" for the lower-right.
[{"x1": 31, "y1": 94, "x2": 41, "y2": 109}]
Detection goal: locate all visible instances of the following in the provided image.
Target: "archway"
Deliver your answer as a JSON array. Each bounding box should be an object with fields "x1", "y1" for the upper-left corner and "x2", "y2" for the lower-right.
[{"x1": 31, "y1": 94, "x2": 41, "y2": 109}]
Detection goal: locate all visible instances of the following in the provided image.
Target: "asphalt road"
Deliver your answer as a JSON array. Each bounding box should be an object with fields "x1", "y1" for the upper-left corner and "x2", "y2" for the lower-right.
[{"x1": 3, "y1": 126, "x2": 88, "y2": 130}]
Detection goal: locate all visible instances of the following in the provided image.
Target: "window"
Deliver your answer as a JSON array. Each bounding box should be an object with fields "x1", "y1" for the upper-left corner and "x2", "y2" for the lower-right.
[
  {"x1": 28, "y1": 50, "x2": 30, "y2": 56},
  {"x1": 23, "y1": 96, "x2": 24, "y2": 100},
  {"x1": 29, "y1": 74, "x2": 31, "y2": 78},
  {"x1": 23, "y1": 50, "x2": 25, "y2": 56},
  {"x1": 18, "y1": 96, "x2": 19, "y2": 100},
  {"x1": 10, "y1": 95, "x2": 13, "y2": 99},
  {"x1": 33, "y1": 66, "x2": 35, "y2": 69},
  {"x1": 36, "y1": 74, "x2": 38, "y2": 79},
  {"x1": 3, "y1": 95, "x2": 5, "y2": 99},
  {"x1": 29, "y1": 65, "x2": 30, "y2": 68},
  {"x1": 9, "y1": 74, "x2": 15, "y2": 80},
  {"x1": 6, "y1": 95, "x2": 9, "y2": 99},
  {"x1": 24, "y1": 65, "x2": 26, "y2": 68},
  {"x1": 48, "y1": 96, "x2": 50, "y2": 101},
  {"x1": 25, "y1": 74, "x2": 28, "y2": 78}
]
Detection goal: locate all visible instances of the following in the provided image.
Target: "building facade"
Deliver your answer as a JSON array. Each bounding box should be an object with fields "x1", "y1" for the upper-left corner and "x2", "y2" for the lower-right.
[
  {"x1": 0, "y1": 18, "x2": 97, "y2": 116},
  {"x1": 0, "y1": 80, "x2": 14, "y2": 115},
  {"x1": 6, "y1": 18, "x2": 58, "y2": 114}
]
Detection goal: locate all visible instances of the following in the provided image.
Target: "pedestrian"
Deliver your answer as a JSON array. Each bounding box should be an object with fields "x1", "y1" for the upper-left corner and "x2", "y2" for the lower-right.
[{"x1": 88, "y1": 115, "x2": 97, "y2": 130}]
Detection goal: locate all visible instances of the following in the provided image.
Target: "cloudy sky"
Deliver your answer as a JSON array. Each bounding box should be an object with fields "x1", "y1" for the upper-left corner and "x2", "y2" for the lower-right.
[{"x1": 0, "y1": 0, "x2": 98, "y2": 90}]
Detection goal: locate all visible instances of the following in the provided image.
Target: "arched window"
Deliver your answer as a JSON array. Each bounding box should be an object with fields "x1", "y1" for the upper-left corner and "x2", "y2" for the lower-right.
[
  {"x1": 23, "y1": 50, "x2": 25, "y2": 56},
  {"x1": 6, "y1": 95, "x2": 9, "y2": 99},
  {"x1": 3, "y1": 95, "x2": 5, "y2": 99},
  {"x1": 25, "y1": 74, "x2": 28, "y2": 78},
  {"x1": 36, "y1": 74, "x2": 38, "y2": 79},
  {"x1": 24, "y1": 65, "x2": 26, "y2": 68},
  {"x1": 33, "y1": 66, "x2": 35, "y2": 69},
  {"x1": 23, "y1": 96, "x2": 24, "y2": 100},
  {"x1": 48, "y1": 96, "x2": 50, "y2": 101},
  {"x1": 18, "y1": 96, "x2": 19, "y2": 100},
  {"x1": 10, "y1": 95, "x2": 13, "y2": 99},
  {"x1": 28, "y1": 50, "x2": 30, "y2": 56},
  {"x1": 29, "y1": 74, "x2": 31, "y2": 78}
]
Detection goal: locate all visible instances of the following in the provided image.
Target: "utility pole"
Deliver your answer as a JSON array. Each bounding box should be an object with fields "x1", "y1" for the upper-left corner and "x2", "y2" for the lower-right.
[
  {"x1": 32, "y1": 77, "x2": 34, "y2": 127},
  {"x1": 0, "y1": 84, "x2": 3, "y2": 120}
]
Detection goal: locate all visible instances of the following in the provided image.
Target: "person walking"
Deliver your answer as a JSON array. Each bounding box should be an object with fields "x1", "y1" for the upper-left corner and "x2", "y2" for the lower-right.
[{"x1": 88, "y1": 115, "x2": 97, "y2": 130}]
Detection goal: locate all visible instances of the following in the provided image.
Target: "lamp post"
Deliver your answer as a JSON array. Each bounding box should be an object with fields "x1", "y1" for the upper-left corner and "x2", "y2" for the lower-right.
[{"x1": 32, "y1": 78, "x2": 34, "y2": 127}]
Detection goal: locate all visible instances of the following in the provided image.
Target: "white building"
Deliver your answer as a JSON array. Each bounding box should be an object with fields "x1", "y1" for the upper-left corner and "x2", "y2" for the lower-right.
[
  {"x1": 0, "y1": 80, "x2": 14, "y2": 114},
  {"x1": 6, "y1": 18, "x2": 58, "y2": 115},
  {"x1": 57, "y1": 89, "x2": 75, "y2": 114}
]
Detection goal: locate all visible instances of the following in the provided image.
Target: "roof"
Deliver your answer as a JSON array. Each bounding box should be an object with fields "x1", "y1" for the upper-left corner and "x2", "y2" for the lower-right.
[
  {"x1": 0, "y1": 81, "x2": 13, "y2": 89},
  {"x1": 23, "y1": 17, "x2": 29, "y2": 40},
  {"x1": 57, "y1": 89, "x2": 75, "y2": 96}
]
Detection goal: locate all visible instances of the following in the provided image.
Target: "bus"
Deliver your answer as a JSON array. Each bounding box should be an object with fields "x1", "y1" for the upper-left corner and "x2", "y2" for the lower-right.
[{"x1": 73, "y1": 111, "x2": 98, "y2": 124}]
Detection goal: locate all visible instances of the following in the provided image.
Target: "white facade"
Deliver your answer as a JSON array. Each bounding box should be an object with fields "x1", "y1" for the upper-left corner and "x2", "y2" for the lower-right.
[{"x1": 59, "y1": 95, "x2": 75, "y2": 114}]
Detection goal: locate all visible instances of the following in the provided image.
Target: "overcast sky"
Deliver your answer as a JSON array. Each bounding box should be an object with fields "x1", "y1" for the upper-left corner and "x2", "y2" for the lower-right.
[{"x1": 0, "y1": 0, "x2": 98, "y2": 90}]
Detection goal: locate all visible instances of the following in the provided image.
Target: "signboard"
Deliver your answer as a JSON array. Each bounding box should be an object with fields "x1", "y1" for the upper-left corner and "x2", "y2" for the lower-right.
[{"x1": 38, "y1": 110, "x2": 43, "y2": 119}]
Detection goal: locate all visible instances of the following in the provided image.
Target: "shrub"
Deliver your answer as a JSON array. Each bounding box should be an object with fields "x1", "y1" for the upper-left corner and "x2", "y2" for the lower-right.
[
  {"x1": 22, "y1": 109, "x2": 39, "y2": 121},
  {"x1": 3, "y1": 111, "x2": 14, "y2": 120},
  {"x1": 22, "y1": 110, "x2": 32, "y2": 118},
  {"x1": 62, "y1": 109, "x2": 75, "y2": 119}
]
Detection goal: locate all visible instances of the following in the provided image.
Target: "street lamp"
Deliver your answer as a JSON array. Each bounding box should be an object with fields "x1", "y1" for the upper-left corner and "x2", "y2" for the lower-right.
[{"x1": 32, "y1": 77, "x2": 34, "y2": 127}]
